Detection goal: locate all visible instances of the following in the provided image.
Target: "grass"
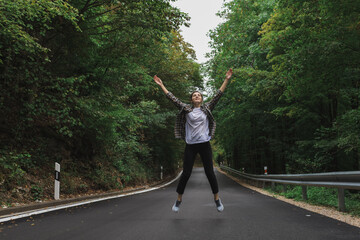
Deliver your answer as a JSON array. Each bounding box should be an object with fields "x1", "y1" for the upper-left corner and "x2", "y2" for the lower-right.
[{"x1": 266, "y1": 184, "x2": 360, "y2": 217}]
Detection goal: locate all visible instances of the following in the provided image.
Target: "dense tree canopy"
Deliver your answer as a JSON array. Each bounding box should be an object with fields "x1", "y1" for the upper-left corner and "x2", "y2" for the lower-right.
[
  {"x1": 0, "y1": 0, "x2": 202, "y2": 196},
  {"x1": 207, "y1": 0, "x2": 360, "y2": 174}
]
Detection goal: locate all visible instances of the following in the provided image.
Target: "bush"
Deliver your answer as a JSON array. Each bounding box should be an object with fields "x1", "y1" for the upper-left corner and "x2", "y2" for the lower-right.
[
  {"x1": 267, "y1": 184, "x2": 360, "y2": 216},
  {"x1": 0, "y1": 151, "x2": 28, "y2": 190},
  {"x1": 30, "y1": 185, "x2": 43, "y2": 201}
]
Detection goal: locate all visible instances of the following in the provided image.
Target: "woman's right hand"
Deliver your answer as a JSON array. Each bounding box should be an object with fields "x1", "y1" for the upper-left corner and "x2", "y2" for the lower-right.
[
  {"x1": 153, "y1": 75, "x2": 163, "y2": 86},
  {"x1": 225, "y1": 68, "x2": 233, "y2": 80},
  {"x1": 153, "y1": 75, "x2": 169, "y2": 94}
]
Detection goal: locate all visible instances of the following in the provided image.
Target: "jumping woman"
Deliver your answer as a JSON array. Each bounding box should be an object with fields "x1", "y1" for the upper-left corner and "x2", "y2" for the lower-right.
[{"x1": 153, "y1": 69, "x2": 233, "y2": 212}]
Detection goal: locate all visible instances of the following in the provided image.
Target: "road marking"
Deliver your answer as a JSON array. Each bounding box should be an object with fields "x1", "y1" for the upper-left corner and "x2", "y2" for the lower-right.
[{"x1": 0, "y1": 171, "x2": 182, "y2": 223}]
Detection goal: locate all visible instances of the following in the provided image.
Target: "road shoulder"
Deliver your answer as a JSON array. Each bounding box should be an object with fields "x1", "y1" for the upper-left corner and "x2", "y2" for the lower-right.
[
  {"x1": 217, "y1": 167, "x2": 360, "y2": 228},
  {"x1": 0, "y1": 171, "x2": 181, "y2": 222}
]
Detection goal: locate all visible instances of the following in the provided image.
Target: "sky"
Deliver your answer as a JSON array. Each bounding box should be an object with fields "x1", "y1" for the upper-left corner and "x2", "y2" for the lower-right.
[{"x1": 171, "y1": 0, "x2": 226, "y2": 64}]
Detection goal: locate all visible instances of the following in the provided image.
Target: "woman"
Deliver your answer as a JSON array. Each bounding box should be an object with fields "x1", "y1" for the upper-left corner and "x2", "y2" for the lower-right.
[{"x1": 153, "y1": 69, "x2": 233, "y2": 213}]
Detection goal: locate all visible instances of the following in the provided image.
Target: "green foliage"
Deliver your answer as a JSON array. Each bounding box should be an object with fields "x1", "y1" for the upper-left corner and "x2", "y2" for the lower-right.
[
  {"x1": 208, "y1": 0, "x2": 360, "y2": 173},
  {"x1": 0, "y1": 0, "x2": 201, "y2": 198},
  {"x1": 30, "y1": 185, "x2": 43, "y2": 201},
  {"x1": 335, "y1": 109, "x2": 360, "y2": 153},
  {"x1": 207, "y1": 0, "x2": 284, "y2": 173},
  {"x1": 269, "y1": 185, "x2": 360, "y2": 216},
  {"x1": 0, "y1": 150, "x2": 33, "y2": 190}
]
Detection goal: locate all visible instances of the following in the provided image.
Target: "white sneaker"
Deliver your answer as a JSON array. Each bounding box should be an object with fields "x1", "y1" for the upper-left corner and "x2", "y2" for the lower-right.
[
  {"x1": 172, "y1": 200, "x2": 181, "y2": 213},
  {"x1": 215, "y1": 198, "x2": 224, "y2": 212}
]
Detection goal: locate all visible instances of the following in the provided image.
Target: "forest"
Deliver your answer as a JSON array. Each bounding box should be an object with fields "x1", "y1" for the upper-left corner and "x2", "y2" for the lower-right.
[
  {"x1": 0, "y1": 0, "x2": 359, "y2": 204},
  {"x1": 0, "y1": 0, "x2": 202, "y2": 202},
  {"x1": 207, "y1": 0, "x2": 360, "y2": 174}
]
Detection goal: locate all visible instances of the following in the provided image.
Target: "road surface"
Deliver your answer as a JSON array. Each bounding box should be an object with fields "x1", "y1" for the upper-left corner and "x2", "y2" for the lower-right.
[{"x1": 1, "y1": 168, "x2": 359, "y2": 239}]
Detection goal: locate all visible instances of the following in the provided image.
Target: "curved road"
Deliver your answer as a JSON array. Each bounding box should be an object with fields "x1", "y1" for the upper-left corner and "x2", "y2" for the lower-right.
[{"x1": 1, "y1": 168, "x2": 359, "y2": 239}]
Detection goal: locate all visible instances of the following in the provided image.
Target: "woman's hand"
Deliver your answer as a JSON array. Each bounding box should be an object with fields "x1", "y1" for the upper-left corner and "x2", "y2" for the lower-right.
[
  {"x1": 153, "y1": 75, "x2": 163, "y2": 86},
  {"x1": 153, "y1": 75, "x2": 169, "y2": 94},
  {"x1": 220, "y1": 68, "x2": 233, "y2": 92},
  {"x1": 225, "y1": 68, "x2": 233, "y2": 80}
]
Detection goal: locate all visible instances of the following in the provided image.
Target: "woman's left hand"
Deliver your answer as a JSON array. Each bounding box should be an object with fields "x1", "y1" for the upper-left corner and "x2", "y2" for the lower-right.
[{"x1": 220, "y1": 68, "x2": 233, "y2": 92}]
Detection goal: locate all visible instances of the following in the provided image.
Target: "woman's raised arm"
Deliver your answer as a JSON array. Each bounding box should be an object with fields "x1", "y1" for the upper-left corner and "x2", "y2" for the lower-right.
[
  {"x1": 154, "y1": 75, "x2": 188, "y2": 109},
  {"x1": 219, "y1": 68, "x2": 233, "y2": 92}
]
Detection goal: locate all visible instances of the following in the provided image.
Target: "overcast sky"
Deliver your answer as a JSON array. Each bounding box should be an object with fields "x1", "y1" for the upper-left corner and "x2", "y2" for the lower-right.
[{"x1": 171, "y1": 0, "x2": 226, "y2": 64}]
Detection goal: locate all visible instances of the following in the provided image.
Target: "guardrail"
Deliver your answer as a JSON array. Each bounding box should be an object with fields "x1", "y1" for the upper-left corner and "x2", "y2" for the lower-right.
[{"x1": 220, "y1": 165, "x2": 360, "y2": 212}]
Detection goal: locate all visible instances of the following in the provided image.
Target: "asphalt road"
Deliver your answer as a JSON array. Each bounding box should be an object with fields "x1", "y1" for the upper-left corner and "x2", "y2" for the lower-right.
[{"x1": 1, "y1": 168, "x2": 359, "y2": 240}]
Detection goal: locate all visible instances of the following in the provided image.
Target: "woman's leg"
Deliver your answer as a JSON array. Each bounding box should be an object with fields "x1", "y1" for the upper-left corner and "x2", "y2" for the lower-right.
[
  {"x1": 199, "y1": 142, "x2": 219, "y2": 196},
  {"x1": 176, "y1": 144, "x2": 197, "y2": 196}
]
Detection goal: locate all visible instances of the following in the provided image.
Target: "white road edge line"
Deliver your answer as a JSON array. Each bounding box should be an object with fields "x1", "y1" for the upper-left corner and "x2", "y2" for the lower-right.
[{"x1": 0, "y1": 171, "x2": 182, "y2": 223}]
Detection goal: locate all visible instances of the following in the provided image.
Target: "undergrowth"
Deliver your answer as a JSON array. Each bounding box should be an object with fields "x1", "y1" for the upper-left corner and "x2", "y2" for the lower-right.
[{"x1": 266, "y1": 185, "x2": 360, "y2": 217}]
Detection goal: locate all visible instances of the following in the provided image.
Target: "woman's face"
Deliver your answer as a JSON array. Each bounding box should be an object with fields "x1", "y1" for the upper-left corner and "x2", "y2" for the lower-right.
[{"x1": 191, "y1": 92, "x2": 203, "y2": 105}]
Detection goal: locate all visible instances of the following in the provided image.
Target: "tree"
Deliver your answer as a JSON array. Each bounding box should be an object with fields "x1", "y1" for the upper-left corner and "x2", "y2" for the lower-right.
[{"x1": 0, "y1": 0, "x2": 201, "y2": 195}]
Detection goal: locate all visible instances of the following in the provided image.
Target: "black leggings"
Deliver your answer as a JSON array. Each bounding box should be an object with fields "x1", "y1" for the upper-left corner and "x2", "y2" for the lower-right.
[{"x1": 176, "y1": 141, "x2": 219, "y2": 195}]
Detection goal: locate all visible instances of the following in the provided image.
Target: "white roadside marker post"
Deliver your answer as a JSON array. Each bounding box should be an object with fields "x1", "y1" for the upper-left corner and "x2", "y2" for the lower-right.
[
  {"x1": 160, "y1": 166, "x2": 163, "y2": 180},
  {"x1": 54, "y1": 162, "x2": 60, "y2": 200}
]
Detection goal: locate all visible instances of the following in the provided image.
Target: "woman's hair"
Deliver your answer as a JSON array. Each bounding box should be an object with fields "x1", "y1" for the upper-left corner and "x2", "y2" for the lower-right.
[{"x1": 190, "y1": 91, "x2": 203, "y2": 103}]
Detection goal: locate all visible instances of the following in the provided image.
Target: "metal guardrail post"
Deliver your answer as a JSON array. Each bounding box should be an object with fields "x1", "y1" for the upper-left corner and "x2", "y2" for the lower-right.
[
  {"x1": 302, "y1": 186, "x2": 308, "y2": 200},
  {"x1": 338, "y1": 188, "x2": 345, "y2": 212}
]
